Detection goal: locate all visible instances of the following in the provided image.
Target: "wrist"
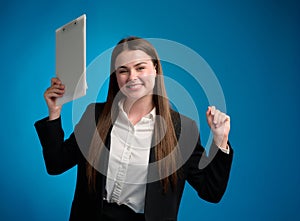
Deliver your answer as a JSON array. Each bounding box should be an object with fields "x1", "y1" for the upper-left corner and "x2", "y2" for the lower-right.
[
  {"x1": 213, "y1": 135, "x2": 228, "y2": 149},
  {"x1": 48, "y1": 109, "x2": 61, "y2": 121}
]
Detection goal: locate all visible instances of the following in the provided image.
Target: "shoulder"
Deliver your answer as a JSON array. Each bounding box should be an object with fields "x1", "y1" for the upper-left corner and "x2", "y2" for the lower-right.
[
  {"x1": 170, "y1": 109, "x2": 197, "y2": 127},
  {"x1": 170, "y1": 109, "x2": 199, "y2": 141},
  {"x1": 84, "y1": 102, "x2": 107, "y2": 117},
  {"x1": 85, "y1": 102, "x2": 107, "y2": 111},
  {"x1": 74, "y1": 102, "x2": 108, "y2": 139},
  {"x1": 75, "y1": 102, "x2": 108, "y2": 127}
]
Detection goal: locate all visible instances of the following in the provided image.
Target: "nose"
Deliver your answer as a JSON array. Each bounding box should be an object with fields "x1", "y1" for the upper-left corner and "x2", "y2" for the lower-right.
[{"x1": 128, "y1": 69, "x2": 138, "y2": 81}]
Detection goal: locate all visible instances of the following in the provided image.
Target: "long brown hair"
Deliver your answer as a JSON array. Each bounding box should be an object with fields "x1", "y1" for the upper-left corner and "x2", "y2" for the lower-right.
[{"x1": 87, "y1": 36, "x2": 179, "y2": 192}]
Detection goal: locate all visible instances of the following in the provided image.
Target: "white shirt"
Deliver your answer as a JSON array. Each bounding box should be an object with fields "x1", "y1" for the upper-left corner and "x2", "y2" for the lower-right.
[
  {"x1": 105, "y1": 100, "x2": 230, "y2": 213},
  {"x1": 105, "y1": 99, "x2": 156, "y2": 213}
]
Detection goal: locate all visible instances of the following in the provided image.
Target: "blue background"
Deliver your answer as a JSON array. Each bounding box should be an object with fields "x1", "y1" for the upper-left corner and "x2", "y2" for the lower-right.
[{"x1": 1, "y1": 0, "x2": 299, "y2": 220}]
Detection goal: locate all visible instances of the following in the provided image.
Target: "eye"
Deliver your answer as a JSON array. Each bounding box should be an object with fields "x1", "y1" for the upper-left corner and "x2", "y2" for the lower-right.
[
  {"x1": 137, "y1": 66, "x2": 145, "y2": 71},
  {"x1": 117, "y1": 69, "x2": 128, "y2": 74}
]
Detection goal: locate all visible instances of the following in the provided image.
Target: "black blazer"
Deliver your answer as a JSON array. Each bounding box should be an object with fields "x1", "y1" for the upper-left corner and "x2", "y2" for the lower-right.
[{"x1": 34, "y1": 103, "x2": 233, "y2": 221}]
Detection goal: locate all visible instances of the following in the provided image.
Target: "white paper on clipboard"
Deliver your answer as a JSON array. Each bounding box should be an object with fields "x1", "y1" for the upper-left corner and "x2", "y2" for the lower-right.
[{"x1": 56, "y1": 14, "x2": 87, "y2": 105}]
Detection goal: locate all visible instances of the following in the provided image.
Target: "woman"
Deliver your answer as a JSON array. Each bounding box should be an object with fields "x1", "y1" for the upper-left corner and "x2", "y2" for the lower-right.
[{"x1": 35, "y1": 36, "x2": 233, "y2": 221}]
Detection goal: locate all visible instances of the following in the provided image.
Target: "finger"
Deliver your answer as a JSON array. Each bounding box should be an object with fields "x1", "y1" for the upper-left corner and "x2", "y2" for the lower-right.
[
  {"x1": 221, "y1": 113, "x2": 230, "y2": 122},
  {"x1": 53, "y1": 87, "x2": 65, "y2": 94},
  {"x1": 206, "y1": 106, "x2": 212, "y2": 117},
  {"x1": 210, "y1": 106, "x2": 216, "y2": 116},
  {"x1": 213, "y1": 109, "x2": 221, "y2": 125},
  {"x1": 47, "y1": 82, "x2": 65, "y2": 92},
  {"x1": 45, "y1": 88, "x2": 65, "y2": 98},
  {"x1": 51, "y1": 77, "x2": 62, "y2": 86},
  {"x1": 51, "y1": 83, "x2": 65, "y2": 90},
  {"x1": 49, "y1": 87, "x2": 65, "y2": 95},
  {"x1": 217, "y1": 112, "x2": 228, "y2": 127},
  {"x1": 224, "y1": 114, "x2": 230, "y2": 126},
  {"x1": 206, "y1": 106, "x2": 213, "y2": 126},
  {"x1": 46, "y1": 91, "x2": 64, "y2": 98},
  {"x1": 216, "y1": 113, "x2": 230, "y2": 129},
  {"x1": 46, "y1": 84, "x2": 65, "y2": 92}
]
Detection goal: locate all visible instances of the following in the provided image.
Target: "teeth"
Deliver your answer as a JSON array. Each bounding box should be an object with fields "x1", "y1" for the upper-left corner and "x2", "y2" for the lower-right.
[{"x1": 127, "y1": 84, "x2": 141, "y2": 88}]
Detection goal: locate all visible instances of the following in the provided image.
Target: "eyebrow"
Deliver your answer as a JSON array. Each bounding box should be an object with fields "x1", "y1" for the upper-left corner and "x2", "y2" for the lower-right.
[{"x1": 116, "y1": 61, "x2": 148, "y2": 70}]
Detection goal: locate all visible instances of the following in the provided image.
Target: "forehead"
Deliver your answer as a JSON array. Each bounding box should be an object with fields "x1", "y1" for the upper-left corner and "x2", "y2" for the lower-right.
[{"x1": 115, "y1": 50, "x2": 152, "y2": 69}]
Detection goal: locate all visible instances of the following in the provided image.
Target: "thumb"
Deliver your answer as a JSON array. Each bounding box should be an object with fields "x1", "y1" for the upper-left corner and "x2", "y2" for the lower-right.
[
  {"x1": 206, "y1": 106, "x2": 212, "y2": 125},
  {"x1": 206, "y1": 106, "x2": 211, "y2": 117}
]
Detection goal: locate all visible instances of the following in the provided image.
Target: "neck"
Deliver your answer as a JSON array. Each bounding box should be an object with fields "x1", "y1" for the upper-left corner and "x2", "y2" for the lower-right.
[{"x1": 123, "y1": 95, "x2": 154, "y2": 125}]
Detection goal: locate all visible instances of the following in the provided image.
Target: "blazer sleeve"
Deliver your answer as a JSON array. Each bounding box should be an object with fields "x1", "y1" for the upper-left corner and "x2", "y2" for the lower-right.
[
  {"x1": 184, "y1": 120, "x2": 233, "y2": 203},
  {"x1": 34, "y1": 104, "x2": 96, "y2": 175}
]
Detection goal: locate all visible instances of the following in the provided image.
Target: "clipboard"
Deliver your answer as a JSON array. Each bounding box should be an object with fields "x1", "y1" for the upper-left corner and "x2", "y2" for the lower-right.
[{"x1": 56, "y1": 14, "x2": 87, "y2": 105}]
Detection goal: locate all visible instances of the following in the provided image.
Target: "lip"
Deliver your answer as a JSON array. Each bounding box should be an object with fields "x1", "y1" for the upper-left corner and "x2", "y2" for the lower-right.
[{"x1": 126, "y1": 83, "x2": 144, "y2": 89}]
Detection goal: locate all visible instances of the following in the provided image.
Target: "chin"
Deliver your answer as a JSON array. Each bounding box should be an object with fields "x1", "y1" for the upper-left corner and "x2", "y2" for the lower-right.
[{"x1": 126, "y1": 92, "x2": 151, "y2": 100}]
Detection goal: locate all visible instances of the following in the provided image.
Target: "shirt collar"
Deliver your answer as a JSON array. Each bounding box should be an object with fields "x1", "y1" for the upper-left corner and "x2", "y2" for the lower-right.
[{"x1": 118, "y1": 99, "x2": 156, "y2": 121}]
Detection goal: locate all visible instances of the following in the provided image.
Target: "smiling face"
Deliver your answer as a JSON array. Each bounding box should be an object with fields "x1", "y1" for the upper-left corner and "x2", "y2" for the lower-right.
[{"x1": 115, "y1": 50, "x2": 157, "y2": 101}]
